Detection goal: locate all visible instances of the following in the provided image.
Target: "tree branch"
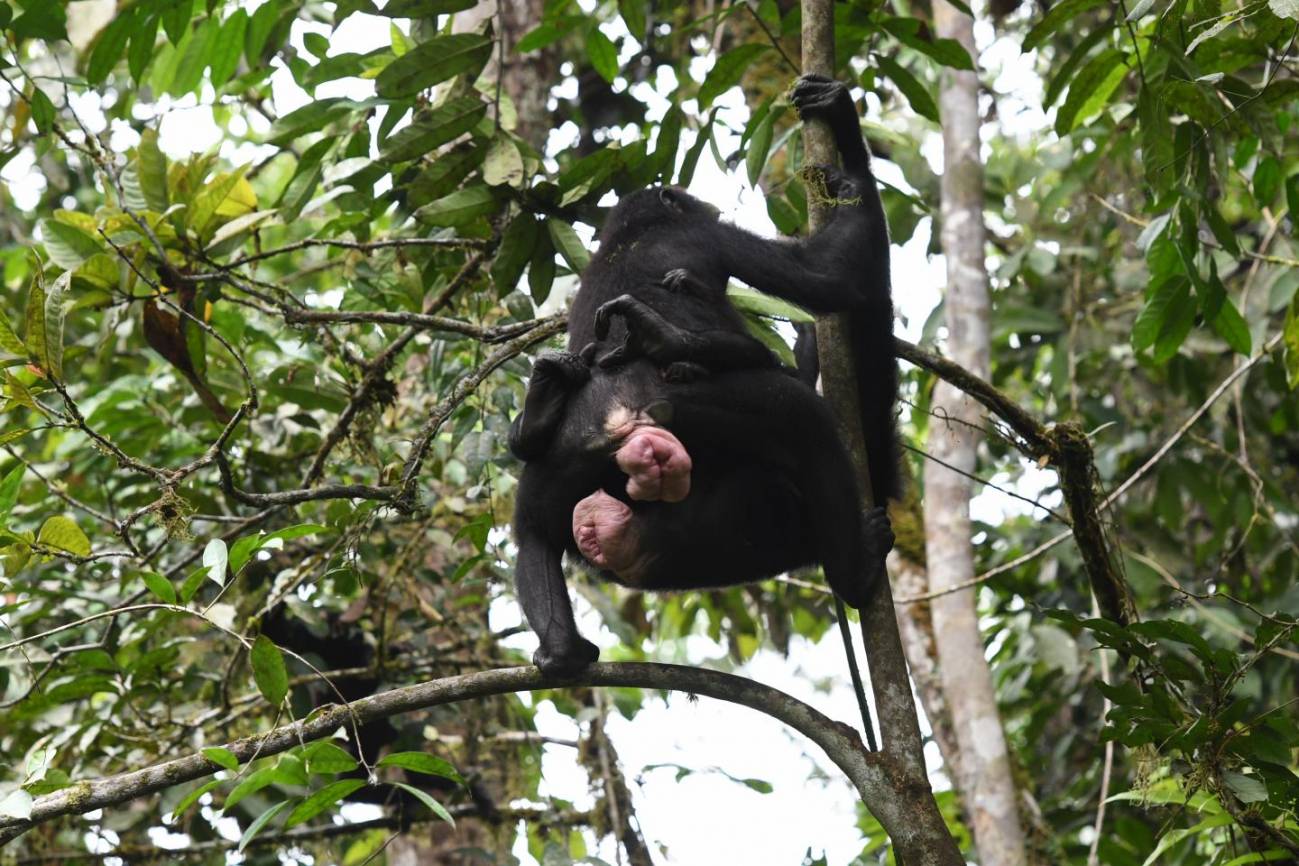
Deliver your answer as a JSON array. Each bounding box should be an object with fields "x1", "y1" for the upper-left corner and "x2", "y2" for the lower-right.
[{"x1": 0, "y1": 663, "x2": 915, "y2": 848}]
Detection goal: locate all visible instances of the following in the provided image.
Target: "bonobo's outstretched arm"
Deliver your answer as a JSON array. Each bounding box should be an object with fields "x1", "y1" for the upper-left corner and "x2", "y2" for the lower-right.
[
  {"x1": 707, "y1": 76, "x2": 887, "y2": 311},
  {"x1": 508, "y1": 352, "x2": 589, "y2": 461}
]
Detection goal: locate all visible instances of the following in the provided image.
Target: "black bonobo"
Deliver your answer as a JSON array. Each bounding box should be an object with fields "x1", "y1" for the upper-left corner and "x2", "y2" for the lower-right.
[{"x1": 509, "y1": 75, "x2": 900, "y2": 675}]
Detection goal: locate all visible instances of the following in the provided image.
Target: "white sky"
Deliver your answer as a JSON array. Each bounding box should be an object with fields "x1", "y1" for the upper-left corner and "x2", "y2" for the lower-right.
[{"x1": 5, "y1": 2, "x2": 1064, "y2": 863}]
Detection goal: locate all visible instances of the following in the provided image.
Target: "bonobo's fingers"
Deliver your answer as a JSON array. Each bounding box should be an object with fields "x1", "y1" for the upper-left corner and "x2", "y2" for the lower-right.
[
  {"x1": 660, "y1": 268, "x2": 691, "y2": 291},
  {"x1": 857, "y1": 506, "x2": 895, "y2": 607},
  {"x1": 578, "y1": 342, "x2": 599, "y2": 365},
  {"x1": 596, "y1": 341, "x2": 632, "y2": 369},
  {"x1": 533, "y1": 351, "x2": 590, "y2": 386},
  {"x1": 615, "y1": 426, "x2": 692, "y2": 502},
  {"x1": 791, "y1": 74, "x2": 850, "y2": 119},
  {"x1": 594, "y1": 294, "x2": 638, "y2": 339},
  {"x1": 534, "y1": 636, "x2": 600, "y2": 677},
  {"x1": 572, "y1": 490, "x2": 640, "y2": 570}
]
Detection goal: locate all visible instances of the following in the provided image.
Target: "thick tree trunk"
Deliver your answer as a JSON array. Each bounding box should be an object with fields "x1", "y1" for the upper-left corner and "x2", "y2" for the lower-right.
[{"x1": 924, "y1": 5, "x2": 1028, "y2": 866}]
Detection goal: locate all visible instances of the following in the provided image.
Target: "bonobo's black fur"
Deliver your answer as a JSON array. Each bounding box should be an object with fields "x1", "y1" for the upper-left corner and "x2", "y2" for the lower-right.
[{"x1": 508, "y1": 75, "x2": 899, "y2": 675}]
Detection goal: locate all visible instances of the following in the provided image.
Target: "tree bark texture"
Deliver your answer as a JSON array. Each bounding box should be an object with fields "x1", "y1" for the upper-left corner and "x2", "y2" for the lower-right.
[
  {"x1": 801, "y1": 1, "x2": 964, "y2": 862},
  {"x1": 925, "y1": 4, "x2": 1028, "y2": 866}
]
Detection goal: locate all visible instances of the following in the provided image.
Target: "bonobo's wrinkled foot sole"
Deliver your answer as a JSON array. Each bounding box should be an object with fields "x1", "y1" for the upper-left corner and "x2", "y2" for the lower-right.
[
  {"x1": 615, "y1": 426, "x2": 692, "y2": 502},
  {"x1": 572, "y1": 490, "x2": 639, "y2": 571},
  {"x1": 534, "y1": 636, "x2": 600, "y2": 676}
]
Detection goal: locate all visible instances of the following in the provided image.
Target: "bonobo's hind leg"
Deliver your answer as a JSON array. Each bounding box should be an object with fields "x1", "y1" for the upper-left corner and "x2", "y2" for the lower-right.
[
  {"x1": 669, "y1": 371, "x2": 891, "y2": 607},
  {"x1": 509, "y1": 352, "x2": 590, "y2": 461},
  {"x1": 514, "y1": 466, "x2": 600, "y2": 675}
]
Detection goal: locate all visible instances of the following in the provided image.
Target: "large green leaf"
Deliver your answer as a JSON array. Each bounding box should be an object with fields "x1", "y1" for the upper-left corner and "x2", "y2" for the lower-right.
[
  {"x1": 37, "y1": 515, "x2": 90, "y2": 557},
  {"x1": 284, "y1": 779, "x2": 366, "y2": 828},
  {"x1": 375, "y1": 33, "x2": 491, "y2": 98},
  {"x1": 250, "y1": 634, "x2": 289, "y2": 706},
  {"x1": 698, "y1": 44, "x2": 768, "y2": 109},
  {"x1": 380, "y1": 96, "x2": 486, "y2": 162}
]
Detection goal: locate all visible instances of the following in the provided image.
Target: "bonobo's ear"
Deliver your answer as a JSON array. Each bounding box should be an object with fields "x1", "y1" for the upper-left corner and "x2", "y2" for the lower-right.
[{"x1": 658, "y1": 187, "x2": 679, "y2": 210}]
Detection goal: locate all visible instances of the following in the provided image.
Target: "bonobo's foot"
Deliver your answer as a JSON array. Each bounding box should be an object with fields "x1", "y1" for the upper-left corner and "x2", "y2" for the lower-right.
[
  {"x1": 861, "y1": 506, "x2": 895, "y2": 600},
  {"x1": 663, "y1": 361, "x2": 708, "y2": 383},
  {"x1": 830, "y1": 507, "x2": 895, "y2": 610},
  {"x1": 533, "y1": 351, "x2": 591, "y2": 386},
  {"x1": 594, "y1": 294, "x2": 699, "y2": 368},
  {"x1": 615, "y1": 426, "x2": 692, "y2": 502},
  {"x1": 790, "y1": 74, "x2": 854, "y2": 123},
  {"x1": 534, "y1": 635, "x2": 600, "y2": 677},
  {"x1": 572, "y1": 490, "x2": 639, "y2": 569}
]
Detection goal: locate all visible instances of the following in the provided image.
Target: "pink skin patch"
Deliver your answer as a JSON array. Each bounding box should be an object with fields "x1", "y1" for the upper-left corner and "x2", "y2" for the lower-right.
[
  {"x1": 572, "y1": 490, "x2": 640, "y2": 572},
  {"x1": 615, "y1": 426, "x2": 691, "y2": 502}
]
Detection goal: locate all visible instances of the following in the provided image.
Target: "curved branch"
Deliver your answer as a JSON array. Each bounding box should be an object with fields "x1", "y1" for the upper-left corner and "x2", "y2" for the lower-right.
[{"x1": 0, "y1": 663, "x2": 896, "y2": 847}]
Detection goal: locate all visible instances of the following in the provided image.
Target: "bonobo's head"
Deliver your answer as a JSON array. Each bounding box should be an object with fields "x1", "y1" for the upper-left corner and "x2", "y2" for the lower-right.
[{"x1": 598, "y1": 186, "x2": 721, "y2": 245}]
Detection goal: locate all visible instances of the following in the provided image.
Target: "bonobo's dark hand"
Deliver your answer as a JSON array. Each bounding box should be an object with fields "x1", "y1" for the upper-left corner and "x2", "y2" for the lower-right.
[
  {"x1": 534, "y1": 635, "x2": 600, "y2": 676},
  {"x1": 791, "y1": 74, "x2": 854, "y2": 124},
  {"x1": 533, "y1": 351, "x2": 591, "y2": 386}
]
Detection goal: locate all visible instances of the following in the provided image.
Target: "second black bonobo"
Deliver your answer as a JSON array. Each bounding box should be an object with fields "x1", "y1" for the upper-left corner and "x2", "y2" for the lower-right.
[{"x1": 510, "y1": 75, "x2": 900, "y2": 675}]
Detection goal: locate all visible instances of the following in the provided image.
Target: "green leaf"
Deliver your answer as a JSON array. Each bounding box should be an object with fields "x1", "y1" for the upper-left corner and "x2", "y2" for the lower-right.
[
  {"x1": 40, "y1": 218, "x2": 105, "y2": 270},
  {"x1": 619, "y1": 0, "x2": 647, "y2": 39},
  {"x1": 210, "y1": 10, "x2": 248, "y2": 88},
  {"x1": 529, "y1": 233, "x2": 556, "y2": 304},
  {"x1": 391, "y1": 781, "x2": 456, "y2": 825},
  {"x1": 483, "y1": 136, "x2": 525, "y2": 187},
  {"x1": 586, "y1": 27, "x2": 618, "y2": 83},
  {"x1": 10, "y1": 3, "x2": 66, "y2": 41},
  {"x1": 135, "y1": 129, "x2": 170, "y2": 212},
  {"x1": 547, "y1": 219, "x2": 590, "y2": 272},
  {"x1": 0, "y1": 4, "x2": 12, "y2": 30},
  {"x1": 0, "y1": 308, "x2": 25, "y2": 356},
  {"x1": 171, "y1": 16, "x2": 216, "y2": 96},
  {"x1": 415, "y1": 185, "x2": 499, "y2": 226},
  {"x1": 375, "y1": 0, "x2": 476, "y2": 15},
  {"x1": 408, "y1": 141, "x2": 484, "y2": 206},
  {"x1": 875, "y1": 55, "x2": 939, "y2": 124},
  {"x1": 375, "y1": 33, "x2": 492, "y2": 98},
  {"x1": 141, "y1": 571, "x2": 177, "y2": 604},
  {"x1": 28, "y1": 87, "x2": 55, "y2": 134},
  {"x1": 880, "y1": 18, "x2": 974, "y2": 69},
  {"x1": 516, "y1": 23, "x2": 565, "y2": 53},
  {"x1": 38, "y1": 516, "x2": 90, "y2": 557},
  {"x1": 284, "y1": 779, "x2": 366, "y2": 828},
  {"x1": 237, "y1": 801, "x2": 290, "y2": 852},
  {"x1": 304, "y1": 741, "x2": 359, "y2": 775},
  {"x1": 1223, "y1": 771, "x2": 1268, "y2": 803},
  {"x1": 1285, "y1": 297, "x2": 1299, "y2": 388},
  {"x1": 222, "y1": 766, "x2": 279, "y2": 812},
  {"x1": 203, "y1": 538, "x2": 228, "y2": 585},
  {"x1": 161, "y1": 0, "x2": 193, "y2": 45},
  {"x1": 745, "y1": 109, "x2": 775, "y2": 187},
  {"x1": 169, "y1": 779, "x2": 220, "y2": 821},
  {"x1": 1254, "y1": 156, "x2": 1282, "y2": 208},
  {"x1": 491, "y1": 212, "x2": 539, "y2": 293},
  {"x1": 1132, "y1": 275, "x2": 1191, "y2": 356},
  {"x1": 129, "y1": 13, "x2": 160, "y2": 82},
  {"x1": 378, "y1": 751, "x2": 465, "y2": 784},
  {"x1": 87, "y1": 11, "x2": 136, "y2": 85},
  {"x1": 251, "y1": 634, "x2": 289, "y2": 706},
  {"x1": 1022, "y1": 0, "x2": 1108, "y2": 52},
  {"x1": 0, "y1": 464, "x2": 23, "y2": 528},
  {"x1": 245, "y1": 0, "x2": 281, "y2": 64},
  {"x1": 203, "y1": 747, "x2": 240, "y2": 771},
  {"x1": 1211, "y1": 297, "x2": 1252, "y2": 355},
  {"x1": 380, "y1": 96, "x2": 486, "y2": 162},
  {"x1": 698, "y1": 44, "x2": 768, "y2": 108},
  {"x1": 1055, "y1": 50, "x2": 1129, "y2": 134}
]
